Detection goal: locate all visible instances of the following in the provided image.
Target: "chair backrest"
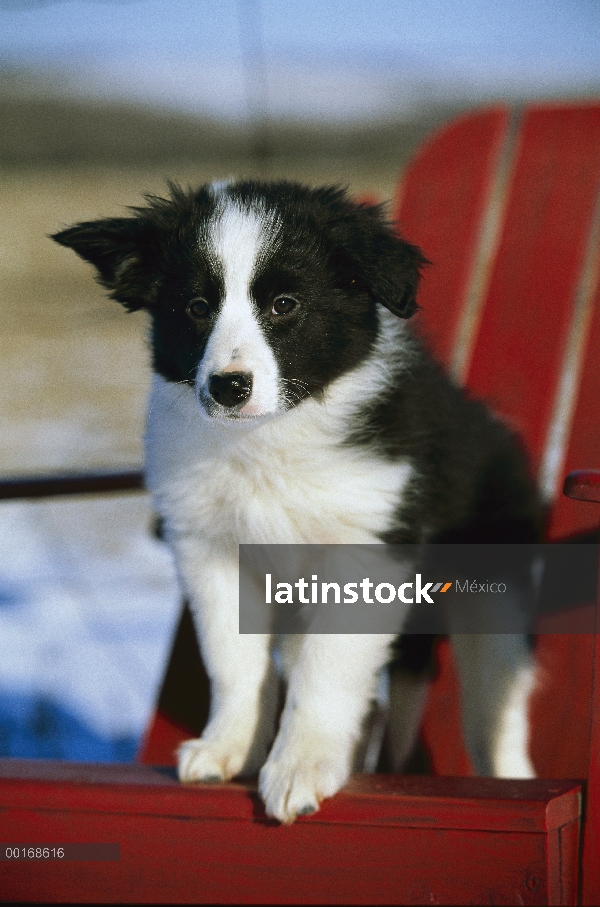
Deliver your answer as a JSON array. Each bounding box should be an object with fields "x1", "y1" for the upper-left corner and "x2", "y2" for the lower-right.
[
  {"x1": 390, "y1": 103, "x2": 600, "y2": 782},
  {"x1": 393, "y1": 104, "x2": 600, "y2": 540},
  {"x1": 139, "y1": 103, "x2": 600, "y2": 784}
]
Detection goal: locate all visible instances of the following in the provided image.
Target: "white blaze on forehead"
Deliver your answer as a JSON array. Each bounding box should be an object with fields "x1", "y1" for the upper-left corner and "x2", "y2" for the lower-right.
[
  {"x1": 212, "y1": 202, "x2": 267, "y2": 309},
  {"x1": 196, "y1": 200, "x2": 281, "y2": 417}
]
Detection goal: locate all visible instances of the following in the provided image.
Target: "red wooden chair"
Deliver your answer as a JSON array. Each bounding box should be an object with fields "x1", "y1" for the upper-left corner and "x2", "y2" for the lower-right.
[{"x1": 1, "y1": 102, "x2": 599, "y2": 905}]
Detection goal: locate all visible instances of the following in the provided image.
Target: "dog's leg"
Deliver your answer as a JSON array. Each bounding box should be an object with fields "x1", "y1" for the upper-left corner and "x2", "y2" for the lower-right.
[
  {"x1": 259, "y1": 633, "x2": 394, "y2": 823},
  {"x1": 385, "y1": 635, "x2": 436, "y2": 771},
  {"x1": 386, "y1": 666, "x2": 431, "y2": 772},
  {"x1": 451, "y1": 633, "x2": 536, "y2": 777},
  {"x1": 174, "y1": 540, "x2": 278, "y2": 783}
]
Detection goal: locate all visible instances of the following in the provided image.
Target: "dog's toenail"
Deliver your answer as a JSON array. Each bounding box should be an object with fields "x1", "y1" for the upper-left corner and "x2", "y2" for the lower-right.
[{"x1": 296, "y1": 804, "x2": 317, "y2": 816}]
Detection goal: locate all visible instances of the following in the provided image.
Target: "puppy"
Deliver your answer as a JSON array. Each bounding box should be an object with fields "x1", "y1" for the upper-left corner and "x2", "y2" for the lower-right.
[{"x1": 53, "y1": 180, "x2": 540, "y2": 823}]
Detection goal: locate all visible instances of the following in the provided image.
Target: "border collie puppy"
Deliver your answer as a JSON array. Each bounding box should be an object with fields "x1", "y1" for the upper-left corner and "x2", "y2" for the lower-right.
[{"x1": 53, "y1": 181, "x2": 540, "y2": 824}]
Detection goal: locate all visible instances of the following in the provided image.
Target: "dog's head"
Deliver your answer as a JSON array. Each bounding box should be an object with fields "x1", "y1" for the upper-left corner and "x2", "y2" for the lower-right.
[{"x1": 53, "y1": 181, "x2": 426, "y2": 423}]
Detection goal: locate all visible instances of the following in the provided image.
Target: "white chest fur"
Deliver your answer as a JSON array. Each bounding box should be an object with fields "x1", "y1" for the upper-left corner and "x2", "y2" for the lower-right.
[{"x1": 145, "y1": 373, "x2": 412, "y2": 547}]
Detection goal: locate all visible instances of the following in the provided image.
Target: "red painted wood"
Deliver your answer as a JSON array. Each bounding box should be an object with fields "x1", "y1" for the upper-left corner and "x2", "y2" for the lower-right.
[
  {"x1": 412, "y1": 104, "x2": 600, "y2": 791},
  {"x1": 393, "y1": 106, "x2": 510, "y2": 368},
  {"x1": 136, "y1": 710, "x2": 188, "y2": 767},
  {"x1": 548, "y1": 272, "x2": 600, "y2": 542},
  {"x1": 582, "y1": 625, "x2": 600, "y2": 905},
  {"x1": 465, "y1": 105, "x2": 600, "y2": 472},
  {"x1": 0, "y1": 761, "x2": 581, "y2": 905},
  {"x1": 563, "y1": 470, "x2": 600, "y2": 504},
  {"x1": 0, "y1": 760, "x2": 581, "y2": 829},
  {"x1": 556, "y1": 821, "x2": 583, "y2": 907},
  {"x1": 529, "y1": 635, "x2": 596, "y2": 779}
]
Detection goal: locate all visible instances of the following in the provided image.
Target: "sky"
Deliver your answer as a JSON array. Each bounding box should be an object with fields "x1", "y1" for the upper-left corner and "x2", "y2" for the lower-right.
[{"x1": 1, "y1": 1, "x2": 599, "y2": 120}]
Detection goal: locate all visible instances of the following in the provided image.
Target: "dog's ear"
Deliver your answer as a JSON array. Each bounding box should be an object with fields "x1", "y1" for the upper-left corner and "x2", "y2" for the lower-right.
[
  {"x1": 367, "y1": 231, "x2": 428, "y2": 319},
  {"x1": 51, "y1": 217, "x2": 159, "y2": 311},
  {"x1": 326, "y1": 197, "x2": 429, "y2": 319}
]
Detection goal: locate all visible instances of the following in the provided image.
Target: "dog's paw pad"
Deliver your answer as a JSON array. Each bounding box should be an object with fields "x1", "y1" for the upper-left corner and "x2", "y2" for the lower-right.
[{"x1": 177, "y1": 738, "x2": 245, "y2": 783}]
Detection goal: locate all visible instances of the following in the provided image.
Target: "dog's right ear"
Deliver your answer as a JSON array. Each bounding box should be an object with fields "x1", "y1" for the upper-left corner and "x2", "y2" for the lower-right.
[{"x1": 51, "y1": 217, "x2": 159, "y2": 311}]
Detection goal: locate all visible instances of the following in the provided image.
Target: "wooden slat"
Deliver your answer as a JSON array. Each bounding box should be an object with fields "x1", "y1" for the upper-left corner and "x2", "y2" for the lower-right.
[
  {"x1": 0, "y1": 761, "x2": 581, "y2": 905},
  {"x1": 529, "y1": 634, "x2": 597, "y2": 779},
  {"x1": 0, "y1": 469, "x2": 145, "y2": 500},
  {"x1": 465, "y1": 105, "x2": 600, "y2": 475},
  {"x1": 537, "y1": 168, "x2": 600, "y2": 515},
  {"x1": 136, "y1": 710, "x2": 190, "y2": 767},
  {"x1": 548, "y1": 267, "x2": 600, "y2": 538},
  {"x1": 0, "y1": 761, "x2": 581, "y2": 830},
  {"x1": 400, "y1": 103, "x2": 600, "y2": 789},
  {"x1": 582, "y1": 631, "x2": 600, "y2": 905},
  {"x1": 563, "y1": 470, "x2": 600, "y2": 505},
  {"x1": 393, "y1": 106, "x2": 510, "y2": 369}
]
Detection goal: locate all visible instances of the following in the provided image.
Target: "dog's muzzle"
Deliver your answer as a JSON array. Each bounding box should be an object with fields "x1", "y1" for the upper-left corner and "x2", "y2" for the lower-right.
[{"x1": 208, "y1": 372, "x2": 253, "y2": 409}]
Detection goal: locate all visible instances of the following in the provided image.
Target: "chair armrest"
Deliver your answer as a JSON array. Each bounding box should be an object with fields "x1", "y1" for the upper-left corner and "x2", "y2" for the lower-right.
[
  {"x1": 0, "y1": 469, "x2": 144, "y2": 501},
  {"x1": 563, "y1": 470, "x2": 600, "y2": 504},
  {"x1": 0, "y1": 759, "x2": 582, "y2": 905}
]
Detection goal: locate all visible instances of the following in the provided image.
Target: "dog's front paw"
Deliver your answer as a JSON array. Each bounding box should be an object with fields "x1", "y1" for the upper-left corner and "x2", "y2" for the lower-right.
[
  {"x1": 258, "y1": 738, "x2": 350, "y2": 824},
  {"x1": 178, "y1": 737, "x2": 249, "y2": 783}
]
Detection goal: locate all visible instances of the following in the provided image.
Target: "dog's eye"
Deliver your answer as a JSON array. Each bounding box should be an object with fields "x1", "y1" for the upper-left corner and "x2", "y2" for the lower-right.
[
  {"x1": 271, "y1": 296, "x2": 297, "y2": 316},
  {"x1": 186, "y1": 298, "x2": 210, "y2": 319}
]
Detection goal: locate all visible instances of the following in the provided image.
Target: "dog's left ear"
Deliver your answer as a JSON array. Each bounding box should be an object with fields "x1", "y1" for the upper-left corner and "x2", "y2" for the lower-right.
[
  {"x1": 360, "y1": 225, "x2": 428, "y2": 320},
  {"x1": 360, "y1": 215, "x2": 429, "y2": 318},
  {"x1": 329, "y1": 202, "x2": 428, "y2": 319},
  {"x1": 51, "y1": 216, "x2": 159, "y2": 311}
]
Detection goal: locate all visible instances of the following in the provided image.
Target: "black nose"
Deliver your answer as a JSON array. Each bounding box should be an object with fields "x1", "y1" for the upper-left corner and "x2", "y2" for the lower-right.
[{"x1": 208, "y1": 372, "x2": 253, "y2": 408}]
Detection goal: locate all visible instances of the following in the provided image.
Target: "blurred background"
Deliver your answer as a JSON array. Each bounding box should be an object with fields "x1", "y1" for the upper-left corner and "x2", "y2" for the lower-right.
[{"x1": 1, "y1": 0, "x2": 599, "y2": 763}]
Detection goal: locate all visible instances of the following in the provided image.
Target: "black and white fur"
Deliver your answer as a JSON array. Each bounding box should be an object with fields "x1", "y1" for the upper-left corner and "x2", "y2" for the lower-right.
[{"x1": 54, "y1": 181, "x2": 540, "y2": 824}]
